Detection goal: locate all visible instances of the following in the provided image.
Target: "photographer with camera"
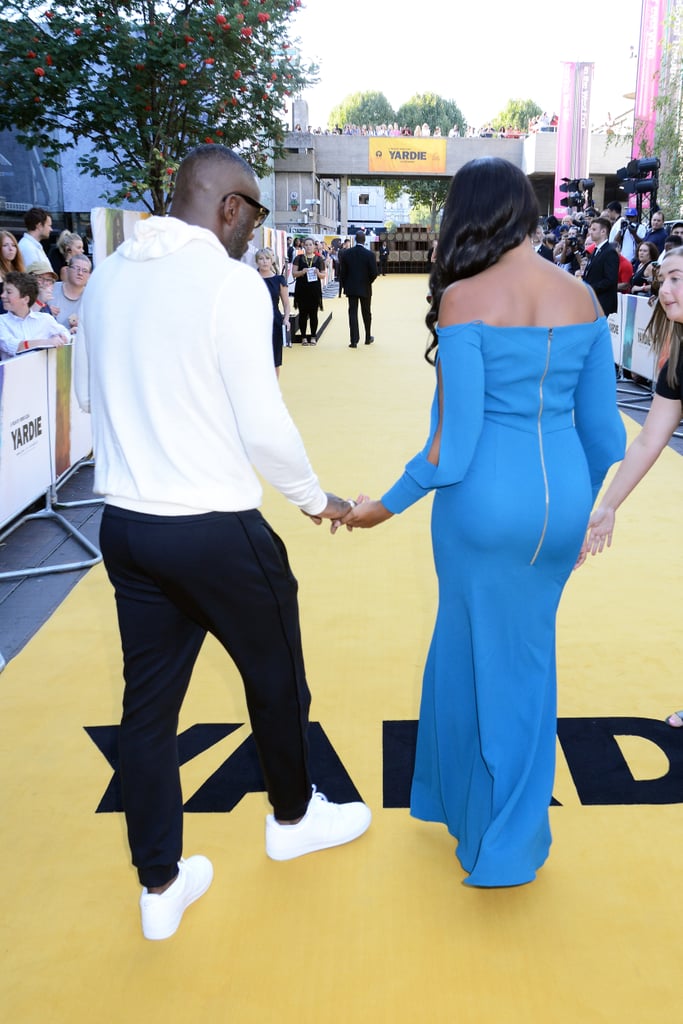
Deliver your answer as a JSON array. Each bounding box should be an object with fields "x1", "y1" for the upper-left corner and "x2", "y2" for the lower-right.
[
  {"x1": 609, "y1": 207, "x2": 645, "y2": 264},
  {"x1": 556, "y1": 225, "x2": 584, "y2": 275}
]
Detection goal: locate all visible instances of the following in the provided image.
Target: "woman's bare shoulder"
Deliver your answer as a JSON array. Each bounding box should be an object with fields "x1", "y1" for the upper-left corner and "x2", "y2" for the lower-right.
[
  {"x1": 535, "y1": 259, "x2": 599, "y2": 323},
  {"x1": 439, "y1": 260, "x2": 599, "y2": 328},
  {"x1": 438, "y1": 280, "x2": 483, "y2": 327}
]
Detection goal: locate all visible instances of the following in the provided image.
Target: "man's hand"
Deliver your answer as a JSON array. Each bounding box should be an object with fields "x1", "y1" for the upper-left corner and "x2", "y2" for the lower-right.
[
  {"x1": 330, "y1": 494, "x2": 394, "y2": 533},
  {"x1": 302, "y1": 493, "x2": 354, "y2": 530}
]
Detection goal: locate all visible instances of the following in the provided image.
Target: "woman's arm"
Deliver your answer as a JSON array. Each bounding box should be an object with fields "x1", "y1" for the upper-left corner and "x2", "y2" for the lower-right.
[
  {"x1": 586, "y1": 393, "x2": 682, "y2": 553},
  {"x1": 279, "y1": 281, "x2": 290, "y2": 320}
]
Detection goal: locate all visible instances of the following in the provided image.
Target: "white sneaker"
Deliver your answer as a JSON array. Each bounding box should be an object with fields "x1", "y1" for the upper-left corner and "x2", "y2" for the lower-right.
[
  {"x1": 139, "y1": 855, "x2": 213, "y2": 940},
  {"x1": 265, "y1": 787, "x2": 372, "y2": 861}
]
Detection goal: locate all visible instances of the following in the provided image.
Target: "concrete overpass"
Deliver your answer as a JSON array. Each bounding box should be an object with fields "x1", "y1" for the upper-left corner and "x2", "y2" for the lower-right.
[{"x1": 272, "y1": 130, "x2": 632, "y2": 235}]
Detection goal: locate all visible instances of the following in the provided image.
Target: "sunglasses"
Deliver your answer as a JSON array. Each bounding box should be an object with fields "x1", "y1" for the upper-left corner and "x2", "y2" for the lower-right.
[{"x1": 222, "y1": 192, "x2": 269, "y2": 228}]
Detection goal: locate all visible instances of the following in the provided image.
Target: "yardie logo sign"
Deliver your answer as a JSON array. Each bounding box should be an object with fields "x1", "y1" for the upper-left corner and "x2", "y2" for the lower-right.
[
  {"x1": 374, "y1": 148, "x2": 428, "y2": 162},
  {"x1": 10, "y1": 414, "x2": 43, "y2": 451},
  {"x1": 85, "y1": 717, "x2": 683, "y2": 812},
  {"x1": 368, "y1": 138, "x2": 447, "y2": 175}
]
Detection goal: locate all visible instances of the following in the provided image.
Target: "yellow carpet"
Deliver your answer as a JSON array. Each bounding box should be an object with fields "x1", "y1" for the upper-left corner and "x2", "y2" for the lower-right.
[{"x1": 2, "y1": 277, "x2": 683, "y2": 1023}]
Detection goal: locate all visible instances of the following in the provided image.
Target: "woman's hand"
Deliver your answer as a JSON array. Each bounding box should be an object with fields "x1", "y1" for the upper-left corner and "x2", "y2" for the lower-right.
[
  {"x1": 330, "y1": 495, "x2": 393, "y2": 534},
  {"x1": 585, "y1": 506, "x2": 616, "y2": 555}
]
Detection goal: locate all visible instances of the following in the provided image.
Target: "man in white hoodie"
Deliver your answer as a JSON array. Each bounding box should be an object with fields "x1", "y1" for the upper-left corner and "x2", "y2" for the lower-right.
[{"x1": 75, "y1": 145, "x2": 371, "y2": 941}]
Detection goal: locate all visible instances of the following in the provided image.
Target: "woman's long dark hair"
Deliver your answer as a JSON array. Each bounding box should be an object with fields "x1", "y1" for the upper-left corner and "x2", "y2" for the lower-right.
[
  {"x1": 426, "y1": 158, "x2": 539, "y2": 363},
  {"x1": 645, "y1": 250, "x2": 683, "y2": 388}
]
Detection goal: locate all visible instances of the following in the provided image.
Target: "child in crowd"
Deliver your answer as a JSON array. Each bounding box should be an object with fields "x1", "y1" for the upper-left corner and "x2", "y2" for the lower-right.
[{"x1": 0, "y1": 271, "x2": 69, "y2": 360}]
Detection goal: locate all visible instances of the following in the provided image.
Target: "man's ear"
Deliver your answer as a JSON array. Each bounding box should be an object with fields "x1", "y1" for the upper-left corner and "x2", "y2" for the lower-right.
[{"x1": 220, "y1": 194, "x2": 237, "y2": 226}]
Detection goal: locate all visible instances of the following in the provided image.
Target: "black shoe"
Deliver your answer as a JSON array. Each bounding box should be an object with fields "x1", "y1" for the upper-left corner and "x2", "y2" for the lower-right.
[
  {"x1": 364, "y1": 336, "x2": 374, "y2": 345},
  {"x1": 349, "y1": 343, "x2": 358, "y2": 348}
]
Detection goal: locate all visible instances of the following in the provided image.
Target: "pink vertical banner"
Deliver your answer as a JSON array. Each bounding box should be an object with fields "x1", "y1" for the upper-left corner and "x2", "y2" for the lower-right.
[
  {"x1": 632, "y1": 0, "x2": 667, "y2": 157},
  {"x1": 553, "y1": 62, "x2": 594, "y2": 217}
]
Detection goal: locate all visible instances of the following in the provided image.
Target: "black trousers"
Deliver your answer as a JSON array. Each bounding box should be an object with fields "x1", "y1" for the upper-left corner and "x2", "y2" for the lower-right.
[
  {"x1": 100, "y1": 506, "x2": 312, "y2": 887},
  {"x1": 347, "y1": 294, "x2": 372, "y2": 345},
  {"x1": 296, "y1": 298, "x2": 319, "y2": 339}
]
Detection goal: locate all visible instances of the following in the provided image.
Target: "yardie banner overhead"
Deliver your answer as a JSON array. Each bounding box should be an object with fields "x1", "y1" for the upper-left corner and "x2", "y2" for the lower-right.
[
  {"x1": 553, "y1": 62, "x2": 594, "y2": 217},
  {"x1": 368, "y1": 138, "x2": 447, "y2": 175}
]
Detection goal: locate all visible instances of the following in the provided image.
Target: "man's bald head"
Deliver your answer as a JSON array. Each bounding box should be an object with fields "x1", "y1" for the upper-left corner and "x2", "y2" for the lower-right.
[{"x1": 170, "y1": 145, "x2": 261, "y2": 259}]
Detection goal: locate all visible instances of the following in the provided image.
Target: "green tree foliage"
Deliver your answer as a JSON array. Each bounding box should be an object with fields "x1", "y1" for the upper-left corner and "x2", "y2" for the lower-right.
[
  {"x1": 328, "y1": 91, "x2": 395, "y2": 129},
  {"x1": 382, "y1": 180, "x2": 404, "y2": 204},
  {"x1": 395, "y1": 92, "x2": 466, "y2": 136},
  {"x1": 403, "y1": 179, "x2": 450, "y2": 231},
  {"x1": 490, "y1": 98, "x2": 542, "y2": 132},
  {"x1": 0, "y1": 0, "x2": 313, "y2": 214}
]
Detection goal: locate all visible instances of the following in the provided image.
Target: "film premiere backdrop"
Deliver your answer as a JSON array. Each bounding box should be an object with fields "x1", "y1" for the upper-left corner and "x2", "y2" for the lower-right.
[{"x1": 368, "y1": 136, "x2": 442, "y2": 272}]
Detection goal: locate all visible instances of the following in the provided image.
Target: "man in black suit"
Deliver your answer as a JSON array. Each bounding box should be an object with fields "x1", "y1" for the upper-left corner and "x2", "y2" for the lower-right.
[
  {"x1": 339, "y1": 231, "x2": 378, "y2": 347},
  {"x1": 580, "y1": 217, "x2": 619, "y2": 315}
]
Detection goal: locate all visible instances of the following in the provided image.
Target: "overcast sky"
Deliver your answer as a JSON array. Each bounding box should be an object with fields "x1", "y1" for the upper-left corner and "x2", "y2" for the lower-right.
[{"x1": 291, "y1": 0, "x2": 645, "y2": 130}]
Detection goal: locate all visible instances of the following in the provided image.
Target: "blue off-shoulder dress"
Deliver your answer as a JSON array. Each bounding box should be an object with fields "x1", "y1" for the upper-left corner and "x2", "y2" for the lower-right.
[{"x1": 382, "y1": 316, "x2": 626, "y2": 887}]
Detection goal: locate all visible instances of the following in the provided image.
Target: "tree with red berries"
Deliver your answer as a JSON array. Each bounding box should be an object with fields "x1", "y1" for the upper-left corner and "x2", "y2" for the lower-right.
[{"x1": 0, "y1": 1, "x2": 312, "y2": 213}]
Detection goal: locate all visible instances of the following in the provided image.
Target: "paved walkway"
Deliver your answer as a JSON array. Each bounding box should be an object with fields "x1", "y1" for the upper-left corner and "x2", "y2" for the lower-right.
[{"x1": 0, "y1": 464, "x2": 103, "y2": 667}]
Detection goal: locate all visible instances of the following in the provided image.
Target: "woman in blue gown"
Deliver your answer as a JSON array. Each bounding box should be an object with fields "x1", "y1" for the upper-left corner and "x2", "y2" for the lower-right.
[{"x1": 341, "y1": 159, "x2": 626, "y2": 886}]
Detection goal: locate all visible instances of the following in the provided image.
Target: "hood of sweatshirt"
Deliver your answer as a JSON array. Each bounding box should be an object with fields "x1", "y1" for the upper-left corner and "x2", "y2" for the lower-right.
[{"x1": 117, "y1": 215, "x2": 227, "y2": 263}]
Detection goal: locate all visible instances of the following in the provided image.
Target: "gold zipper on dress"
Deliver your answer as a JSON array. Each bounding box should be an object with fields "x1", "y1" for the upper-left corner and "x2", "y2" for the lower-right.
[{"x1": 530, "y1": 327, "x2": 552, "y2": 566}]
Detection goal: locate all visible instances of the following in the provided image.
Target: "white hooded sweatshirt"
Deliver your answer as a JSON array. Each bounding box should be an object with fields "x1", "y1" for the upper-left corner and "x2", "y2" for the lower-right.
[{"x1": 75, "y1": 216, "x2": 327, "y2": 516}]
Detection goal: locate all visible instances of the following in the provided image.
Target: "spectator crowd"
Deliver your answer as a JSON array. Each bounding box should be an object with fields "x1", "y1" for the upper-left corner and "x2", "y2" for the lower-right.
[
  {"x1": 4, "y1": 201, "x2": 682, "y2": 363},
  {"x1": 292, "y1": 112, "x2": 559, "y2": 140},
  {"x1": 533, "y1": 203, "x2": 683, "y2": 317},
  {"x1": 0, "y1": 206, "x2": 92, "y2": 361}
]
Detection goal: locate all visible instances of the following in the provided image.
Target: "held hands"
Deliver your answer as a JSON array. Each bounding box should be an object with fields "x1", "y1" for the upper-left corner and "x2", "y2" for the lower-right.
[
  {"x1": 302, "y1": 492, "x2": 394, "y2": 534},
  {"x1": 301, "y1": 492, "x2": 356, "y2": 530},
  {"x1": 331, "y1": 494, "x2": 393, "y2": 534}
]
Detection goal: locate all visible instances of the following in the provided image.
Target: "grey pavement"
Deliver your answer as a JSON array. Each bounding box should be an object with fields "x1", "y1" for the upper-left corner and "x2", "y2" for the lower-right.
[{"x1": 0, "y1": 463, "x2": 103, "y2": 668}]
